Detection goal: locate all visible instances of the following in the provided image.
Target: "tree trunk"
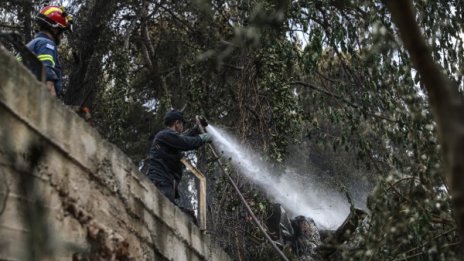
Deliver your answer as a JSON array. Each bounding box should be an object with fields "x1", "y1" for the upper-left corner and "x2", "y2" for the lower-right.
[
  {"x1": 18, "y1": 0, "x2": 33, "y2": 42},
  {"x1": 385, "y1": 0, "x2": 464, "y2": 247},
  {"x1": 65, "y1": 0, "x2": 119, "y2": 108}
]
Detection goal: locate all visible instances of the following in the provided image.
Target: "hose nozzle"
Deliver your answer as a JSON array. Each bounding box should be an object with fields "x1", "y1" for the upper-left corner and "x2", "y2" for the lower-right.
[{"x1": 195, "y1": 115, "x2": 208, "y2": 133}]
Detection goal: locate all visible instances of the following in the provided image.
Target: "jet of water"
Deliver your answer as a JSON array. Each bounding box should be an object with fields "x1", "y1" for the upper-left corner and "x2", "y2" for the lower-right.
[{"x1": 207, "y1": 125, "x2": 350, "y2": 229}]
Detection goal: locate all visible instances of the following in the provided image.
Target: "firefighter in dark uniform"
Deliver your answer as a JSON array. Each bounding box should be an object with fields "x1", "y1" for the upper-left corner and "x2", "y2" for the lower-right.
[
  {"x1": 17, "y1": 5, "x2": 72, "y2": 97},
  {"x1": 146, "y1": 110, "x2": 211, "y2": 203}
]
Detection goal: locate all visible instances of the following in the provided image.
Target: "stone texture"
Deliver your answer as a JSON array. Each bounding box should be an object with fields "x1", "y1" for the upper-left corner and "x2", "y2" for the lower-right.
[{"x1": 0, "y1": 46, "x2": 230, "y2": 261}]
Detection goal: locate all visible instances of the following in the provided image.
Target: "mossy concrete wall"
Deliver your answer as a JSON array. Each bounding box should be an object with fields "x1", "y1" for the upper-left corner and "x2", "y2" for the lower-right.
[{"x1": 0, "y1": 46, "x2": 230, "y2": 261}]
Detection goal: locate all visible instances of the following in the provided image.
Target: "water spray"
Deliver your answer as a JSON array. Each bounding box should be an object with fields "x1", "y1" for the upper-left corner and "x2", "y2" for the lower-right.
[
  {"x1": 207, "y1": 125, "x2": 350, "y2": 228},
  {"x1": 195, "y1": 116, "x2": 290, "y2": 261}
]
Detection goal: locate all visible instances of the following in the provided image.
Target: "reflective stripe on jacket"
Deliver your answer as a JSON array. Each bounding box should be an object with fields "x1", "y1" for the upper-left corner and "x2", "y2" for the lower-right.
[{"x1": 19, "y1": 32, "x2": 63, "y2": 96}]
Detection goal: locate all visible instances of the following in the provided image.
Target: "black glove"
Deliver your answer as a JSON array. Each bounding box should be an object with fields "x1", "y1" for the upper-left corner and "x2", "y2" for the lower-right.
[{"x1": 197, "y1": 115, "x2": 208, "y2": 127}]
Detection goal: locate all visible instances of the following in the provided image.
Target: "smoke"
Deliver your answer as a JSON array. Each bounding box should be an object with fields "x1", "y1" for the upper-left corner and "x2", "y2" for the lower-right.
[{"x1": 207, "y1": 125, "x2": 350, "y2": 229}]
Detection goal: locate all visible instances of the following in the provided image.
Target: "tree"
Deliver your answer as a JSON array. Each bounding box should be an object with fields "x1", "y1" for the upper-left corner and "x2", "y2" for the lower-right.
[
  {"x1": 386, "y1": 0, "x2": 464, "y2": 248},
  {"x1": 64, "y1": 0, "x2": 120, "y2": 108}
]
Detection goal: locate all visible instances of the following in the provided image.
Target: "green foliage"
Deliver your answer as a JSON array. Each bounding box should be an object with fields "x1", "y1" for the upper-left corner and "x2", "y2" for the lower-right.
[
  {"x1": 345, "y1": 174, "x2": 458, "y2": 260},
  {"x1": 256, "y1": 42, "x2": 303, "y2": 161}
]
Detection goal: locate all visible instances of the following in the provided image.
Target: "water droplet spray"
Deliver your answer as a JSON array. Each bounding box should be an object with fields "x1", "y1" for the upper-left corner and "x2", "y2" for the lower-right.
[{"x1": 207, "y1": 125, "x2": 350, "y2": 229}]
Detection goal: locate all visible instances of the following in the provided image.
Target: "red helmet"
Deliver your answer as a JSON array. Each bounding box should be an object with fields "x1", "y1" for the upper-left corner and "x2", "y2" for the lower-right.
[{"x1": 36, "y1": 6, "x2": 72, "y2": 31}]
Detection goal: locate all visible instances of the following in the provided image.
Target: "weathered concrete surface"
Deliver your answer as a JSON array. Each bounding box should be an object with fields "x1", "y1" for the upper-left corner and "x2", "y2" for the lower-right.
[{"x1": 0, "y1": 46, "x2": 230, "y2": 260}]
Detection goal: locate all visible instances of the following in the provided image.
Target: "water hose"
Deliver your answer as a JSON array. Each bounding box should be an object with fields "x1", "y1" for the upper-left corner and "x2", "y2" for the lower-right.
[{"x1": 195, "y1": 116, "x2": 290, "y2": 261}]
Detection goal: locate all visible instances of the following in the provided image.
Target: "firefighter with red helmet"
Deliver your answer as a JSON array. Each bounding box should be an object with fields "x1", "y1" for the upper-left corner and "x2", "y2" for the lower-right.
[{"x1": 18, "y1": 5, "x2": 72, "y2": 97}]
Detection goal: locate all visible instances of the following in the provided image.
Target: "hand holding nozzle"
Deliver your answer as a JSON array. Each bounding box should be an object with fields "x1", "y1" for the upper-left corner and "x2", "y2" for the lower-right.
[
  {"x1": 196, "y1": 115, "x2": 208, "y2": 128},
  {"x1": 199, "y1": 133, "x2": 212, "y2": 143},
  {"x1": 195, "y1": 115, "x2": 211, "y2": 143}
]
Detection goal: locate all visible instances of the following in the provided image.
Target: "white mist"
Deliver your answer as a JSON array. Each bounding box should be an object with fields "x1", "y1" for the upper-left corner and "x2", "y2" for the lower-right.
[{"x1": 207, "y1": 125, "x2": 350, "y2": 229}]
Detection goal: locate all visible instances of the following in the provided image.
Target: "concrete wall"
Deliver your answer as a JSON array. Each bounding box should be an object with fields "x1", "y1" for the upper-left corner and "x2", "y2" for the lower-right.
[{"x1": 0, "y1": 46, "x2": 230, "y2": 261}]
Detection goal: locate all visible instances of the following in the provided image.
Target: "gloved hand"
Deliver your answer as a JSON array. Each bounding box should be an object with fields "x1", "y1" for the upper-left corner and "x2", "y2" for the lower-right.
[
  {"x1": 196, "y1": 115, "x2": 208, "y2": 127},
  {"x1": 199, "y1": 133, "x2": 212, "y2": 143}
]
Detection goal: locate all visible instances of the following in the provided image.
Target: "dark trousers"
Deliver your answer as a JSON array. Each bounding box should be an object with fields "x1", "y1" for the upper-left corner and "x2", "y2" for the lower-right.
[
  {"x1": 155, "y1": 181, "x2": 177, "y2": 204},
  {"x1": 155, "y1": 180, "x2": 198, "y2": 225}
]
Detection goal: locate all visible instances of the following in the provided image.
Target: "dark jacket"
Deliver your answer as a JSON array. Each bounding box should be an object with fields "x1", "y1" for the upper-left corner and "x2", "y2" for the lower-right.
[
  {"x1": 18, "y1": 32, "x2": 63, "y2": 96},
  {"x1": 146, "y1": 127, "x2": 204, "y2": 188}
]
